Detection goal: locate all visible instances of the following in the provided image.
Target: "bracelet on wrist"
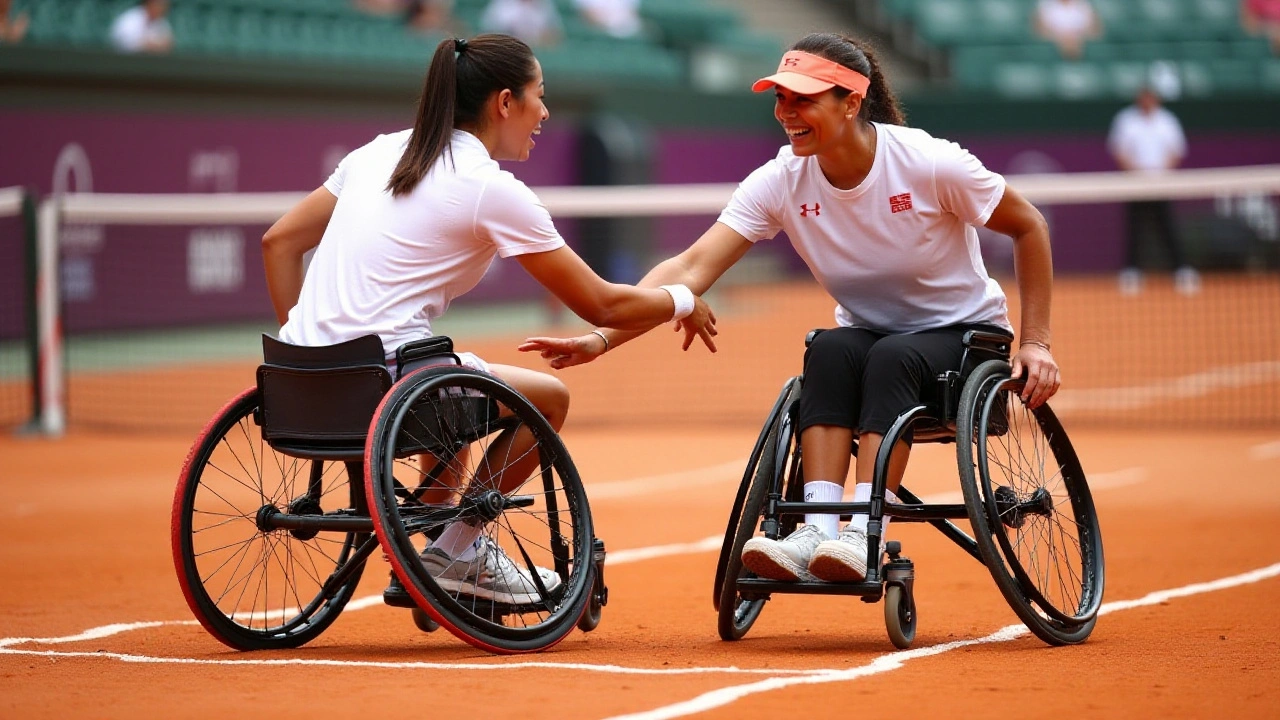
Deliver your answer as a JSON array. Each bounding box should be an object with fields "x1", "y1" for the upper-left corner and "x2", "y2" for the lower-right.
[
  {"x1": 589, "y1": 329, "x2": 610, "y2": 353},
  {"x1": 1020, "y1": 339, "x2": 1052, "y2": 352},
  {"x1": 659, "y1": 284, "x2": 696, "y2": 321}
]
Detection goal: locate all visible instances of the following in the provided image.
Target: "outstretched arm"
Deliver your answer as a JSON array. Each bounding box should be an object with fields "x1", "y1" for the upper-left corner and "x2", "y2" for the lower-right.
[
  {"x1": 520, "y1": 222, "x2": 752, "y2": 368},
  {"x1": 984, "y1": 185, "x2": 1059, "y2": 409},
  {"x1": 262, "y1": 187, "x2": 337, "y2": 325}
]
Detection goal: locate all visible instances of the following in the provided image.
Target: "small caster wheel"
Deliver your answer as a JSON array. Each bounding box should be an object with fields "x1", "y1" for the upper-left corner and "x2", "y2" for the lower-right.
[
  {"x1": 884, "y1": 584, "x2": 916, "y2": 649},
  {"x1": 412, "y1": 608, "x2": 440, "y2": 633},
  {"x1": 577, "y1": 586, "x2": 607, "y2": 632}
]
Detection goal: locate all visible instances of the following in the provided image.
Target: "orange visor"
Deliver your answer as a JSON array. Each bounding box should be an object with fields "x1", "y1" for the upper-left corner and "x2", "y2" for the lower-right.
[{"x1": 752, "y1": 50, "x2": 870, "y2": 96}]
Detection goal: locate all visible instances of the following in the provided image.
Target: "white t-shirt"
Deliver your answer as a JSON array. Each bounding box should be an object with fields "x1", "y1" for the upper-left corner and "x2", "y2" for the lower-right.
[
  {"x1": 573, "y1": 0, "x2": 642, "y2": 38},
  {"x1": 1036, "y1": 0, "x2": 1096, "y2": 39},
  {"x1": 717, "y1": 123, "x2": 1011, "y2": 334},
  {"x1": 1107, "y1": 105, "x2": 1186, "y2": 173},
  {"x1": 109, "y1": 6, "x2": 172, "y2": 52},
  {"x1": 481, "y1": 0, "x2": 562, "y2": 42},
  {"x1": 280, "y1": 129, "x2": 565, "y2": 355}
]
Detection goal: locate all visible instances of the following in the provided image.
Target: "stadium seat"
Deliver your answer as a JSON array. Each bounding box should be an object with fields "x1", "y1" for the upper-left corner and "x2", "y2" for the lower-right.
[
  {"x1": 992, "y1": 61, "x2": 1052, "y2": 98},
  {"x1": 1054, "y1": 61, "x2": 1108, "y2": 99}
]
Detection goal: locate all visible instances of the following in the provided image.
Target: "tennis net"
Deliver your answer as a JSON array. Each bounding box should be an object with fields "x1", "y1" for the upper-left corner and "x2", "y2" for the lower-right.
[{"x1": 22, "y1": 165, "x2": 1280, "y2": 434}]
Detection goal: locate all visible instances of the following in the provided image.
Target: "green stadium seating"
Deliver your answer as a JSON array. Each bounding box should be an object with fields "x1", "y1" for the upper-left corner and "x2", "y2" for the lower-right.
[
  {"x1": 11, "y1": 0, "x2": 739, "y2": 89},
  {"x1": 885, "y1": 0, "x2": 1272, "y2": 99},
  {"x1": 1262, "y1": 59, "x2": 1280, "y2": 93}
]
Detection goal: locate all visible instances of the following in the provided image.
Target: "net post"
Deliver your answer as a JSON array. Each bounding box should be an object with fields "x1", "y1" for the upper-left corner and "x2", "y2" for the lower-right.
[
  {"x1": 35, "y1": 196, "x2": 64, "y2": 436},
  {"x1": 20, "y1": 187, "x2": 42, "y2": 433}
]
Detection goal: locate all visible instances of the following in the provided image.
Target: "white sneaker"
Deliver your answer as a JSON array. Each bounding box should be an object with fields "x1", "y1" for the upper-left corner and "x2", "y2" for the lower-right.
[
  {"x1": 420, "y1": 537, "x2": 562, "y2": 605},
  {"x1": 1118, "y1": 268, "x2": 1142, "y2": 296},
  {"x1": 741, "y1": 524, "x2": 827, "y2": 581},
  {"x1": 1174, "y1": 266, "x2": 1201, "y2": 296},
  {"x1": 808, "y1": 527, "x2": 870, "y2": 582}
]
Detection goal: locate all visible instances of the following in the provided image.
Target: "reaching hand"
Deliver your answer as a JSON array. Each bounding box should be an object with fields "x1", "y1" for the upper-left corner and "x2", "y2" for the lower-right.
[
  {"x1": 1010, "y1": 343, "x2": 1060, "y2": 409},
  {"x1": 676, "y1": 295, "x2": 718, "y2": 353},
  {"x1": 517, "y1": 334, "x2": 607, "y2": 369}
]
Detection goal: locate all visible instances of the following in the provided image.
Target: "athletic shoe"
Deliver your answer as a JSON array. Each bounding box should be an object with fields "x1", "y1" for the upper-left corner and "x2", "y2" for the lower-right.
[
  {"x1": 741, "y1": 524, "x2": 827, "y2": 582},
  {"x1": 419, "y1": 537, "x2": 562, "y2": 605},
  {"x1": 1174, "y1": 266, "x2": 1201, "y2": 296},
  {"x1": 808, "y1": 527, "x2": 871, "y2": 582}
]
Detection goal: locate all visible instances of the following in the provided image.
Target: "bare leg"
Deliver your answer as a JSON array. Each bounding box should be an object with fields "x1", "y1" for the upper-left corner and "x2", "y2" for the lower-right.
[
  {"x1": 417, "y1": 449, "x2": 465, "y2": 505},
  {"x1": 469, "y1": 363, "x2": 569, "y2": 495},
  {"x1": 853, "y1": 432, "x2": 911, "y2": 493},
  {"x1": 799, "y1": 424, "x2": 855, "y2": 487}
]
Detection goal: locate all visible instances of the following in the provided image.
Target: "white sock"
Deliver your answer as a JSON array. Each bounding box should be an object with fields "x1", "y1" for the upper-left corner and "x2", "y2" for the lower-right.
[
  {"x1": 847, "y1": 484, "x2": 899, "y2": 538},
  {"x1": 804, "y1": 481, "x2": 844, "y2": 540},
  {"x1": 431, "y1": 522, "x2": 482, "y2": 560}
]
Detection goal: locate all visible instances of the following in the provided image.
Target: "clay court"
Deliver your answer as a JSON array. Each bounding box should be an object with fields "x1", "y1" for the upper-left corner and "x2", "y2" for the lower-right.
[{"x1": 2, "y1": 280, "x2": 1278, "y2": 718}]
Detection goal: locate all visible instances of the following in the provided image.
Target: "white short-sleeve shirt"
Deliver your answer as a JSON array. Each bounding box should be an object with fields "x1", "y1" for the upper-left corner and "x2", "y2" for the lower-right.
[
  {"x1": 109, "y1": 6, "x2": 173, "y2": 52},
  {"x1": 717, "y1": 123, "x2": 1012, "y2": 334},
  {"x1": 1107, "y1": 105, "x2": 1186, "y2": 173},
  {"x1": 280, "y1": 129, "x2": 565, "y2": 355},
  {"x1": 1036, "y1": 0, "x2": 1096, "y2": 39}
]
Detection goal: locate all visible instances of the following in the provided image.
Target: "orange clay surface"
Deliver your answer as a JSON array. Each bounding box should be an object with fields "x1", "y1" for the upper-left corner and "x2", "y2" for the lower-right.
[
  {"x1": 2, "y1": 424, "x2": 1279, "y2": 719},
  {"x1": 2, "y1": 278, "x2": 1278, "y2": 718}
]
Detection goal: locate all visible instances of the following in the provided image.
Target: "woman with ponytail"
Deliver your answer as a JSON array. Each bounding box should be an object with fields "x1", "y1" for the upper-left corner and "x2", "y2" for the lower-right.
[
  {"x1": 262, "y1": 34, "x2": 716, "y2": 605},
  {"x1": 521, "y1": 33, "x2": 1059, "y2": 585}
]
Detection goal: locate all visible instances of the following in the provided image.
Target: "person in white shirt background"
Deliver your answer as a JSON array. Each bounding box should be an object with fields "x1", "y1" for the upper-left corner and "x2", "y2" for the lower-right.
[
  {"x1": 110, "y1": 0, "x2": 173, "y2": 54},
  {"x1": 1107, "y1": 86, "x2": 1198, "y2": 295},
  {"x1": 262, "y1": 33, "x2": 716, "y2": 603},
  {"x1": 574, "y1": 0, "x2": 643, "y2": 39},
  {"x1": 481, "y1": 0, "x2": 563, "y2": 46},
  {"x1": 521, "y1": 32, "x2": 1060, "y2": 584},
  {"x1": 1033, "y1": 0, "x2": 1102, "y2": 60}
]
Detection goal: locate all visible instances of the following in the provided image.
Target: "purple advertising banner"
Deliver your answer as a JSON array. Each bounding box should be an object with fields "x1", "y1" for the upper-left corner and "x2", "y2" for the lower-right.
[
  {"x1": 3, "y1": 105, "x2": 1278, "y2": 339},
  {"x1": 0, "y1": 108, "x2": 577, "y2": 337}
]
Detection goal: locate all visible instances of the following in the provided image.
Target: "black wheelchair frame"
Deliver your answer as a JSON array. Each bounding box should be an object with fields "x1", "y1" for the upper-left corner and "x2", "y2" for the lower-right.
[
  {"x1": 171, "y1": 334, "x2": 608, "y2": 655},
  {"x1": 714, "y1": 329, "x2": 1106, "y2": 649}
]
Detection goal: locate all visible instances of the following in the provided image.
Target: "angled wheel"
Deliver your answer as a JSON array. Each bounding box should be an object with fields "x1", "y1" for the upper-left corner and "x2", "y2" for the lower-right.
[
  {"x1": 716, "y1": 378, "x2": 802, "y2": 641},
  {"x1": 366, "y1": 367, "x2": 594, "y2": 654},
  {"x1": 172, "y1": 388, "x2": 369, "y2": 650},
  {"x1": 958, "y1": 360, "x2": 1105, "y2": 646}
]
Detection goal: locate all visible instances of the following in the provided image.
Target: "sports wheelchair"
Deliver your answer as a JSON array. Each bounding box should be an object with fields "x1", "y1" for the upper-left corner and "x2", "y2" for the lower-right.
[
  {"x1": 172, "y1": 334, "x2": 608, "y2": 654},
  {"x1": 713, "y1": 329, "x2": 1105, "y2": 649}
]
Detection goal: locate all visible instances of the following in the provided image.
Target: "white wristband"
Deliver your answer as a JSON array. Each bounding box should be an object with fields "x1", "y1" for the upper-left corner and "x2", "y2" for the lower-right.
[{"x1": 659, "y1": 284, "x2": 696, "y2": 321}]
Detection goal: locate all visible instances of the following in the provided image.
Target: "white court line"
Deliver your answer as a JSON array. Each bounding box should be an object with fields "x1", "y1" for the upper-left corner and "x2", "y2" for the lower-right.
[
  {"x1": 1051, "y1": 362, "x2": 1280, "y2": 412},
  {"x1": 0, "y1": 466, "x2": 1150, "y2": 649},
  {"x1": 587, "y1": 460, "x2": 745, "y2": 500},
  {"x1": 601, "y1": 562, "x2": 1280, "y2": 720},
  {"x1": 1250, "y1": 440, "x2": 1280, "y2": 461},
  {"x1": 2, "y1": 563, "x2": 1277, "y2": 692}
]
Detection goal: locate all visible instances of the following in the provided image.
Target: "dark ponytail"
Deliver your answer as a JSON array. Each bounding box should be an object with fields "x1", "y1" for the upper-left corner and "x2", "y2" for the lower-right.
[
  {"x1": 791, "y1": 33, "x2": 906, "y2": 126},
  {"x1": 387, "y1": 34, "x2": 537, "y2": 197}
]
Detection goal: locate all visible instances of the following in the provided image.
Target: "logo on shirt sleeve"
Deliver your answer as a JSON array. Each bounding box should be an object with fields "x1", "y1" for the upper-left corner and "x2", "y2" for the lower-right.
[
  {"x1": 799, "y1": 203, "x2": 821, "y2": 217},
  {"x1": 889, "y1": 192, "x2": 913, "y2": 213}
]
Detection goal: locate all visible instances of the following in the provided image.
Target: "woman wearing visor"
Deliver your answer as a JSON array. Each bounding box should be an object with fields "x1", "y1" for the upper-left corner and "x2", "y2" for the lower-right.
[{"x1": 520, "y1": 32, "x2": 1060, "y2": 583}]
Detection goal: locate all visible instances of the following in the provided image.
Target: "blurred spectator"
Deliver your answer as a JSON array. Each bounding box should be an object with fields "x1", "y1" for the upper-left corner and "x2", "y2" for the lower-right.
[
  {"x1": 1108, "y1": 87, "x2": 1198, "y2": 295},
  {"x1": 354, "y1": 0, "x2": 408, "y2": 16},
  {"x1": 480, "y1": 0, "x2": 563, "y2": 46},
  {"x1": 0, "y1": 0, "x2": 29, "y2": 44},
  {"x1": 110, "y1": 0, "x2": 173, "y2": 54},
  {"x1": 406, "y1": 0, "x2": 466, "y2": 37},
  {"x1": 574, "y1": 0, "x2": 642, "y2": 39},
  {"x1": 1242, "y1": 0, "x2": 1280, "y2": 54},
  {"x1": 1033, "y1": 0, "x2": 1101, "y2": 60}
]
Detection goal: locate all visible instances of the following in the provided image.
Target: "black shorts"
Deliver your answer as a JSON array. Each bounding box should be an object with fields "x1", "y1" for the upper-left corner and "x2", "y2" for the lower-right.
[{"x1": 795, "y1": 324, "x2": 1006, "y2": 439}]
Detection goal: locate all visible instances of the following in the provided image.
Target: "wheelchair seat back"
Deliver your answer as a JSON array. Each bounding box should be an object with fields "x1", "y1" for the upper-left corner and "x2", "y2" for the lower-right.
[{"x1": 256, "y1": 334, "x2": 392, "y2": 460}]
